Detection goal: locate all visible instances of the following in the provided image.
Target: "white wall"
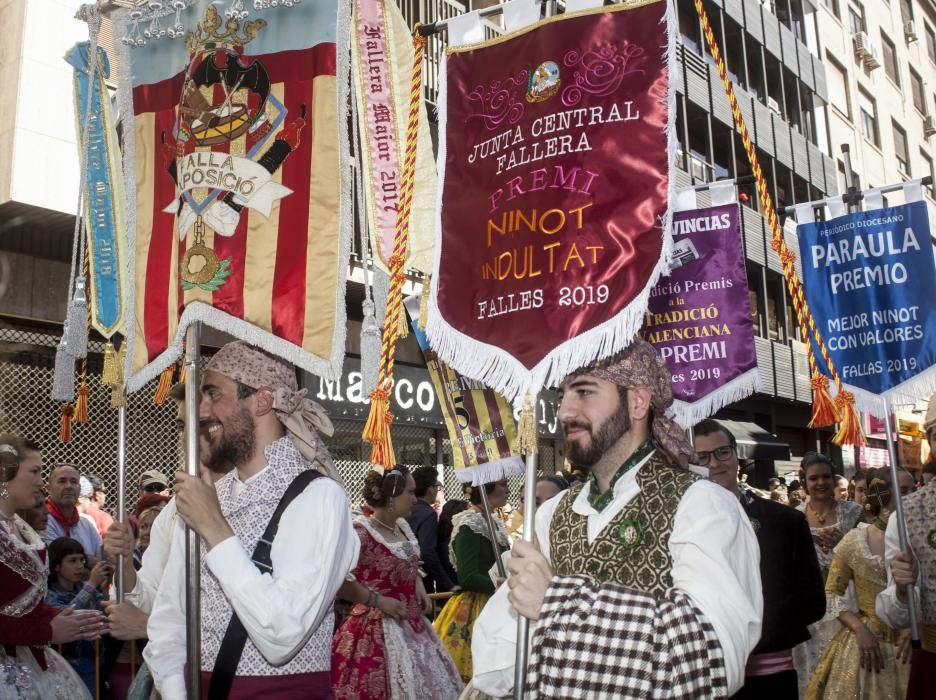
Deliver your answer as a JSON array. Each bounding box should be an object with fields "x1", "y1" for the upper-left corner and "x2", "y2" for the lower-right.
[{"x1": 2, "y1": 0, "x2": 89, "y2": 214}]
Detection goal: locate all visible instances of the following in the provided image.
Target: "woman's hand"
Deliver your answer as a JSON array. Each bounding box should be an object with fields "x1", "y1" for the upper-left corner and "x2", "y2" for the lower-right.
[
  {"x1": 415, "y1": 579, "x2": 433, "y2": 616},
  {"x1": 50, "y1": 607, "x2": 107, "y2": 644},
  {"x1": 855, "y1": 624, "x2": 884, "y2": 673},
  {"x1": 376, "y1": 595, "x2": 407, "y2": 620}
]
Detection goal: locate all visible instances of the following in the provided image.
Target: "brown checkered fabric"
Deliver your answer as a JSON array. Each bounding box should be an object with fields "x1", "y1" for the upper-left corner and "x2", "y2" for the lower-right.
[{"x1": 526, "y1": 575, "x2": 728, "y2": 699}]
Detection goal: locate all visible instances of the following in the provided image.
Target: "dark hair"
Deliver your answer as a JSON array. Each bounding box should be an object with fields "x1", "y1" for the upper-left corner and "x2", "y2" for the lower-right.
[
  {"x1": 799, "y1": 452, "x2": 835, "y2": 492},
  {"x1": 787, "y1": 479, "x2": 801, "y2": 492},
  {"x1": 468, "y1": 481, "x2": 500, "y2": 505},
  {"x1": 923, "y1": 459, "x2": 936, "y2": 476},
  {"x1": 48, "y1": 537, "x2": 86, "y2": 582},
  {"x1": 864, "y1": 467, "x2": 894, "y2": 517},
  {"x1": 87, "y1": 474, "x2": 105, "y2": 495},
  {"x1": 411, "y1": 467, "x2": 440, "y2": 499},
  {"x1": 236, "y1": 382, "x2": 258, "y2": 400},
  {"x1": 168, "y1": 383, "x2": 186, "y2": 403},
  {"x1": 362, "y1": 466, "x2": 411, "y2": 508},
  {"x1": 0, "y1": 434, "x2": 23, "y2": 484},
  {"x1": 439, "y1": 499, "x2": 469, "y2": 541},
  {"x1": 20, "y1": 439, "x2": 41, "y2": 454},
  {"x1": 692, "y1": 419, "x2": 737, "y2": 449},
  {"x1": 537, "y1": 475, "x2": 569, "y2": 492},
  {"x1": 853, "y1": 472, "x2": 867, "y2": 484}
]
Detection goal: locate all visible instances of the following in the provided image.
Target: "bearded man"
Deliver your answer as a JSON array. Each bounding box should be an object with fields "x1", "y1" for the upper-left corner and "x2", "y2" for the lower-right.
[
  {"x1": 471, "y1": 339, "x2": 762, "y2": 698},
  {"x1": 145, "y1": 342, "x2": 358, "y2": 699}
]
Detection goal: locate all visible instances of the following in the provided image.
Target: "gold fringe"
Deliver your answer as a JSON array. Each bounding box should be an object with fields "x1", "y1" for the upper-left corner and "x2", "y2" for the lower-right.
[
  {"x1": 395, "y1": 300, "x2": 410, "y2": 340},
  {"x1": 362, "y1": 388, "x2": 396, "y2": 469},
  {"x1": 516, "y1": 393, "x2": 537, "y2": 456},
  {"x1": 101, "y1": 342, "x2": 118, "y2": 386},
  {"x1": 417, "y1": 275, "x2": 431, "y2": 331},
  {"x1": 807, "y1": 374, "x2": 841, "y2": 428},
  {"x1": 59, "y1": 404, "x2": 74, "y2": 443},
  {"x1": 832, "y1": 391, "x2": 865, "y2": 446},
  {"x1": 75, "y1": 383, "x2": 90, "y2": 424},
  {"x1": 110, "y1": 385, "x2": 127, "y2": 409},
  {"x1": 153, "y1": 365, "x2": 174, "y2": 405}
]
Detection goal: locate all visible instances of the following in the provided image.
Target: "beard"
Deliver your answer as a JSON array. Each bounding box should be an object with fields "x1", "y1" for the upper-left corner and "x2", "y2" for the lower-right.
[
  {"x1": 564, "y1": 400, "x2": 631, "y2": 469},
  {"x1": 205, "y1": 404, "x2": 256, "y2": 469}
]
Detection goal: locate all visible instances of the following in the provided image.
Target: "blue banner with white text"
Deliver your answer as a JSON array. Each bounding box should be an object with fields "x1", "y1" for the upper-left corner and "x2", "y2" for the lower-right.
[{"x1": 797, "y1": 201, "x2": 936, "y2": 414}]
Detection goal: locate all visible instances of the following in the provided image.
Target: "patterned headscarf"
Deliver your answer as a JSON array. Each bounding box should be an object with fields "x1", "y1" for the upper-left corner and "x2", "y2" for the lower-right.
[
  {"x1": 205, "y1": 342, "x2": 342, "y2": 484},
  {"x1": 567, "y1": 338, "x2": 693, "y2": 466}
]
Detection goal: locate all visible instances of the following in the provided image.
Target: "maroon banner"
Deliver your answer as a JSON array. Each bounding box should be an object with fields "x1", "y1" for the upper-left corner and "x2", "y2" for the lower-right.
[{"x1": 426, "y1": 0, "x2": 674, "y2": 401}]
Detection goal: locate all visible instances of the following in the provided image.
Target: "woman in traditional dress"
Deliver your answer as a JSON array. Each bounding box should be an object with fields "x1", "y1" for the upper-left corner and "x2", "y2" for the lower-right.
[
  {"x1": 0, "y1": 434, "x2": 106, "y2": 700},
  {"x1": 332, "y1": 466, "x2": 463, "y2": 699},
  {"x1": 793, "y1": 452, "x2": 864, "y2": 696},
  {"x1": 806, "y1": 468, "x2": 911, "y2": 699},
  {"x1": 433, "y1": 480, "x2": 510, "y2": 683}
]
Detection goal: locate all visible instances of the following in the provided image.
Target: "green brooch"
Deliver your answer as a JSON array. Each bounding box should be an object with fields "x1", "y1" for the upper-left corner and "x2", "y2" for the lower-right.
[
  {"x1": 927, "y1": 528, "x2": 936, "y2": 550},
  {"x1": 618, "y1": 518, "x2": 643, "y2": 548},
  {"x1": 749, "y1": 517, "x2": 761, "y2": 534}
]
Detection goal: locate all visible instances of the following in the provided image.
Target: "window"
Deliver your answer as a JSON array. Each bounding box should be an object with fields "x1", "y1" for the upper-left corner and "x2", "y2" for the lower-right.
[
  {"x1": 892, "y1": 122, "x2": 909, "y2": 175},
  {"x1": 881, "y1": 32, "x2": 900, "y2": 86},
  {"x1": 922, "y1": 151, "x2": 935, "y2": 198},
  {"x1": 858, "y1": 89, "x2": 878, "y2": 145},
  {"x1": 910, "y1": 69, "x2": 926, "y2": 114},
  {"x1": 899, "y1": 0, "x2": 914, "y2": 27},
  {"x1": 848, "y1": 3, "x2": 865, "y2": 35},
  {"x1": 820, "y1": 0, "x2": 840, "y2": 19},
  {"x1": 826, "y1": 55, "x2": 851, "y2": 118},
  {"x1": 926, "y1": 24, "x2": 936, "y2": 64}
]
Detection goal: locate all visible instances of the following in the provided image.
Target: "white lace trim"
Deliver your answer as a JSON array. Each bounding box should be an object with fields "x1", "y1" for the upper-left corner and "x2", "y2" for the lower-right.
[
  {"x1": 355, "y1": 515, "x2": 420, "y2": 561},
  {"x1": 448, "y1": 510, "x2": 509, "y2": 570}
]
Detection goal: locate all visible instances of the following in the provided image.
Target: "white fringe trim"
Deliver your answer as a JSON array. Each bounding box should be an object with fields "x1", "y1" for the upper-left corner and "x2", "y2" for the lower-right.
[
  {"x1": 116, "y1": 9, "x2": 138, "y2": 388},
  {"x1": 453, "y1": 455, "x2": 526, "y2": 486},
  {"x1": 425, "y1": 1, "x2": 679, "y2": 407},
  {"x1": 124, "y1": 0, "x2": 354, "y2": 392},
  {"x1": 840, "y1": 363, "x2": 936, "y2": 419},
  {"x1": 669, "y1": 367, "x2": 761, "y2": 428}
]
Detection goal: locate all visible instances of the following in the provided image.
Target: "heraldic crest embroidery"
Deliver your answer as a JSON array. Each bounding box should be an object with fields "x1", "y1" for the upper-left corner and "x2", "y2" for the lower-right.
[{"x1": 164, "y1": 6, "x2": 304, "y2": 291}]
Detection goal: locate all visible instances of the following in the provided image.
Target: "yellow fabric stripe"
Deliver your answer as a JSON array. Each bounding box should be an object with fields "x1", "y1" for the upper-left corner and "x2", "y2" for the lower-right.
[
  {"x1": 302, "y1": 75, "x2": 339, "y2": 359},
  {"x1": 132, "y1": 113, "x2": 155, "y2": 374}
]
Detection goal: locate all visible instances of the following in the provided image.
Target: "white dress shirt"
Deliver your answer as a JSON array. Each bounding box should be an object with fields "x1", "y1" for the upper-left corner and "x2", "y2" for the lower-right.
[
  {"x1": 125, "y1": 497, "x2": 178, "y2": 614},
  {"x1": 472, "y1": 452, "x2": 763, "y2": 697},
  {"x1": 875, "y1": 511, "x2": 919, "y2": 629},
  {"x1": 144, "y1": 469, "x2": 359, "y2": 700}
]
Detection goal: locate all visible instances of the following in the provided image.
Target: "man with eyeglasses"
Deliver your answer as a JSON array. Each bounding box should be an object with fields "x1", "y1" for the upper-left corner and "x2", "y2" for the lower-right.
[{"x1": 693, "y1": 419, "x2": 824, "y2": 700}]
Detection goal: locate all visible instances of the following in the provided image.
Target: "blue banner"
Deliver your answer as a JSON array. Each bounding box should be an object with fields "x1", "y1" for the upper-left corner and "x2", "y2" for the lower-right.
[
  {"x1": 66, "y1": 41, "x2": 124, "y2": 337},
  {"x1": 797, "y1": 201, "x2": 936, "y2": 413}
]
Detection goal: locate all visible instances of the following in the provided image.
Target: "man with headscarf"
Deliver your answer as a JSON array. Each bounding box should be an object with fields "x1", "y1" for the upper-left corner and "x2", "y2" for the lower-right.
[
  {"x1": 145, "y1": 342, "x2": 358, "y2": 699},
  {"x1": 471, "y1": 338, "x2": 762, "y2": 698},
  {"x1": 876, "y1": 391, "x2": 936, "y2": 699}
]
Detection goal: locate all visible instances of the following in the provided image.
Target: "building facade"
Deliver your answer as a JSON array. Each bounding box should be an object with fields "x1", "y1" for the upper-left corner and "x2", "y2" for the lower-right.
[{"x1": 6, "y1": 0, "x2": 910, "y2": 493}]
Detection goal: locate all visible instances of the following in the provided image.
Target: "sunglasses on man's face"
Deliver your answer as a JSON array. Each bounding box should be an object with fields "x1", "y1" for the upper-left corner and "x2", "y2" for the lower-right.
[{"x1": 142, "y1": 483, "x2": 166, "y2": 493}]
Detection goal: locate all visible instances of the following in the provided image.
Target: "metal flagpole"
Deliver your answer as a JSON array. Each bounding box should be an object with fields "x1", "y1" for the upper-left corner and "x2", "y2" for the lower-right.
[
  {"x1": 184, "y1": 322, "x2": 202, "y2": 699},
  {"x1": 478, "y1": 483, "x2": 507, "y2": 580},
  {"x1": 837, "y1": 144, "x2": 920, "y2": 647},
  {"x1": 513, "y1": 395, "x2": 538, "y2": 700},
  {"x1": 883, "y1": 410, "x2": 922, "y2": 646},
  {"x1": 115, "y1": 403, "x2": 127, "y2": 601}
]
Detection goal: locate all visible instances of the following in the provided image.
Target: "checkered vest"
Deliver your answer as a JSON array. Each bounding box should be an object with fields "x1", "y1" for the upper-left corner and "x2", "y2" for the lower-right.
[
  {"x1": 904, "y1": 484, "x2": 936, "y2": 625},
  {"x1": 549, "y1": 452, "x2": 700, "y2": 596}
]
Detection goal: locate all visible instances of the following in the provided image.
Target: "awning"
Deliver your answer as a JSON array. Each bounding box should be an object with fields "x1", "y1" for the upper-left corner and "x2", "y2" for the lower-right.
[{"x1": 713, "y1": 420, "x2": 791, "y2": 461}]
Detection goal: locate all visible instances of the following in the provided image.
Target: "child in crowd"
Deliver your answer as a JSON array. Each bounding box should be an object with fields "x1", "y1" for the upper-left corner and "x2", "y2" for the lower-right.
[{"x1": 45, "y1": 536, "x2": 111, "y2": 696}]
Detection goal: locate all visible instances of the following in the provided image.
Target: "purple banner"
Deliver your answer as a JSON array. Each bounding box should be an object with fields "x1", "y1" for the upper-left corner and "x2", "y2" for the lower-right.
[{"x1": 640, "y1": 203, "x2": 759, "y2": 425}]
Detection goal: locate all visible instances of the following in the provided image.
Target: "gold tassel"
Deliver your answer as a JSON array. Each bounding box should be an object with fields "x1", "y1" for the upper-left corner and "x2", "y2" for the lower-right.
[
  {"x1": 153, "y1": 365, "x2": 174, "y2": 405},
  {"x1": 101, "y1": 342, "x2": 118, "y2": 386},
  {"x1": 807, "y1": 374, "x2": 840, "y2": 428},
  {"x1": 178, "y1": 358, "x2": 187, "y2": 385},
  {"x1": 395, "y1": 300, "x2": 410, "y2": 340},
  {"x1": 516, "y1": 393, "x2": 537, "y2": 456},
  {"x1": 75, "y1": 383, "x2": 90, "y2": 424},
  {"x1": 363, "y1": 388, "x2": 396, "y2": 469},
  {"x1": 110, "y1": 385, "x2": 127, "y2": 409},
  {"x1": 832, "y1": 390, "x2": 865, "y2": 446},
  {"x1": 59, "y1": 404, "x2": 74, "y2": 443},
  {"x1": 417, "y1": 275, "x2": 431, "y2": 330}
]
